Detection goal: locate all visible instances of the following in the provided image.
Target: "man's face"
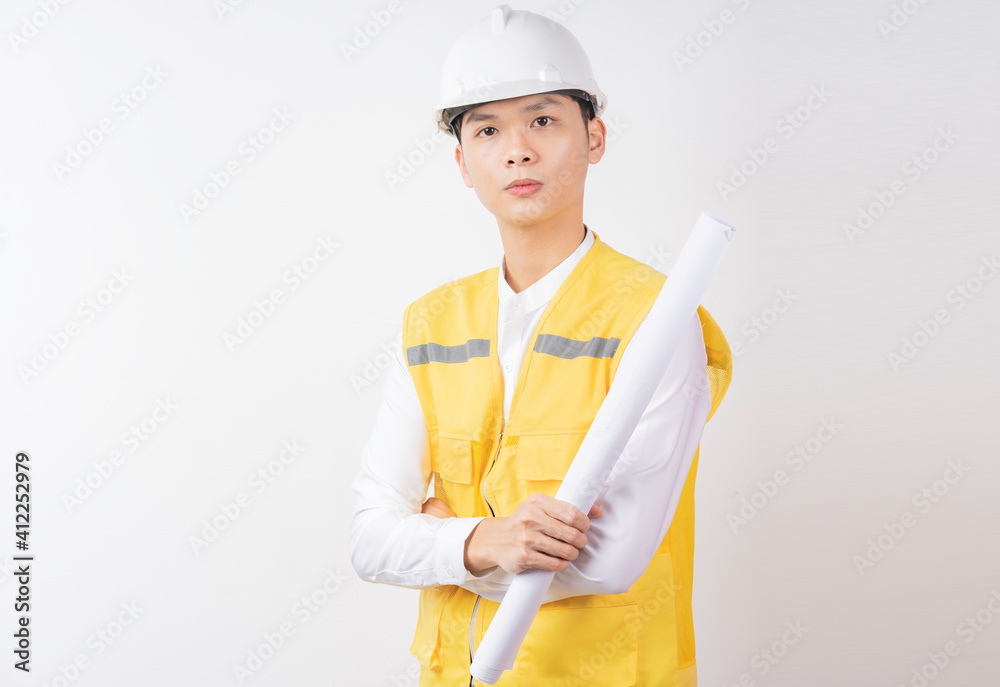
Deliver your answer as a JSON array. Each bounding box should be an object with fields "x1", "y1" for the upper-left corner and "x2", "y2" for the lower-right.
[{"x1": 454, "y1": 93, "x2": 605, "y2": 230}]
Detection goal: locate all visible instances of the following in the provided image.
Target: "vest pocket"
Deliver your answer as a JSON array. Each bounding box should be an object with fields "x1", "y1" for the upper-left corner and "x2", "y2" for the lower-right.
[
  {"x1": 409, "y1": 586, "x2": 458, "y2": 670},
  {"x1": 432, "y1": 434, "x2": 476, "y2": 517},
  {"x1": 497, "y1": 434, "x2": 583, "y2": 529},
  {"x1": 434, "y1": 434, "x2": 474, "y2": 483},
  {"x1": 514, "y1": 602, "x2": 639, "y2": 685},
  {"x1": 511, "y1": 432, "x2": 604, "y2": 509},
  {"x1": 514, "y1": 432, "x2": 586, "y2": 487}
]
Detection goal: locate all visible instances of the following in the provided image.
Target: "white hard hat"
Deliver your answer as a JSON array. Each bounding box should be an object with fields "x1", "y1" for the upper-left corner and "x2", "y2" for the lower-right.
[{"x1": 434, "y1": 4, "x2": 607, "y2": 137}]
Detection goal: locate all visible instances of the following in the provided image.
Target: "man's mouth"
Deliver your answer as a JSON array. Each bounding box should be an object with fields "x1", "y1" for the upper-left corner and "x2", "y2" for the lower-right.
[{"x1": 506, "y1": 178, "x2": 543, "y2": 195}]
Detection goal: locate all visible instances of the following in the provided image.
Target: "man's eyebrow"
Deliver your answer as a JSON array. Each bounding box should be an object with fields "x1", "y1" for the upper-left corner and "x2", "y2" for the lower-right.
[{"x1": 464, "y1": 96, "x2": 567, "y2": 125}]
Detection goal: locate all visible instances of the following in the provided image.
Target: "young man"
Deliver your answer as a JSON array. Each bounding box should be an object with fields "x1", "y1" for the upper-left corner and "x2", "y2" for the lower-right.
[{"x1": 349, "y1": 6, "x2": 732, "y2": 685}]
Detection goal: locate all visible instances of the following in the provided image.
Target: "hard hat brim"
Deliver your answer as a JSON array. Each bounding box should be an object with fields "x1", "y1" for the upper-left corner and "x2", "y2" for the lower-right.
[{"x1": 435, "y1": 83, "x2": 606, "y2": 137}]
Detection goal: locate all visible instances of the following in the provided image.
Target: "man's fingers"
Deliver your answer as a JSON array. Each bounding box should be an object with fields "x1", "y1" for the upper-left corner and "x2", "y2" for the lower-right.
[
  {"x1": 553, "y1": 522, "x2": 588, "y2": 549},
  {"x1": 529, "y1": 550, "x2": 572, "y2": 572},
  {"x1": 513, "y1": 494, "x2": 599, "y2": 569},
  {"x1": 537, "y1": 494, "x2": 592, "y2": 533}
]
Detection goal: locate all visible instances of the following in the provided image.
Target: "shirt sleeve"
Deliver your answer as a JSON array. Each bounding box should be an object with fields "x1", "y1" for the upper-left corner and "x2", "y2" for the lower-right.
[
  {"x1": 348, "y1": 331, "x2": 506, "y2": 589},
  {"x1": 453, "y1": 311, "x2": 713, "y2": 604}
]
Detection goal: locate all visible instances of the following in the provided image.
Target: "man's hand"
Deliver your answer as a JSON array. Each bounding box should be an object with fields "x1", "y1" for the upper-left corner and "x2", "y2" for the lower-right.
[
  {"x1": 421, "y1": 497, "x2": 456, "y2": 519},
  {"x1": 464, "y1": 493, "x2": 603, "y2": 575}
]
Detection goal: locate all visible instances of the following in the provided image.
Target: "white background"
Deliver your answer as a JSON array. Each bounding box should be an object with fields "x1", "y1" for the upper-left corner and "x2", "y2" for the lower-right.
[{"x1": 1, "y1": 0, "x2": 998, "y2": 685}]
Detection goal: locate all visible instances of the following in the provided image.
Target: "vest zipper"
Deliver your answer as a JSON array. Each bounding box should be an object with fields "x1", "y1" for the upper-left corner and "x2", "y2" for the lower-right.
[
  {"x1": 469, "y1": 428, "x2": 503, "y2": 683},
  {"x1": 480, "y1": 429, "x2": 502, "y2": 518}
]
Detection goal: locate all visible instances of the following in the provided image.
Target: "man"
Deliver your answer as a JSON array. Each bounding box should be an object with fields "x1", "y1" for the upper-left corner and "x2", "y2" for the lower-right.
[{"x1": 349, "y1": 6, "x2": 732, "y2": 685}]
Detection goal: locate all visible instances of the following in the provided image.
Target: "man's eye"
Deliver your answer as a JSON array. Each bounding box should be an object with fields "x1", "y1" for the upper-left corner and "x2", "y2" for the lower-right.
[
  {"x1": 536, "y1": 116, "x2": 551, "y2": 126},
  {"x1": 478, "y1": 127, "x2": 497, "y2": 137}
]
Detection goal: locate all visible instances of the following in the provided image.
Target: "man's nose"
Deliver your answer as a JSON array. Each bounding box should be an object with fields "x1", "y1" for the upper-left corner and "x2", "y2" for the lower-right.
[{"x1": 506, "y1": 128, "x2": 535, "y2": 165}]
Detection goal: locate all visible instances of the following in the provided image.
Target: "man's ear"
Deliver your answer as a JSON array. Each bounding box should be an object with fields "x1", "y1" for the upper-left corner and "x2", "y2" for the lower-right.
[
  {"x1": 587, "y1": 116, "x2": 607, "y2": 165},
  {"x1": 455, "y1": 143, "x2": 475, "y2": 189}
]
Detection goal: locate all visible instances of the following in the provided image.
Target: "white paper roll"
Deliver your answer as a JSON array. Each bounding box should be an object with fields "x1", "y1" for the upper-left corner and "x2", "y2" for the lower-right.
[{"x1": 469, "y1": 211, "x2": 735, "y2": 684}]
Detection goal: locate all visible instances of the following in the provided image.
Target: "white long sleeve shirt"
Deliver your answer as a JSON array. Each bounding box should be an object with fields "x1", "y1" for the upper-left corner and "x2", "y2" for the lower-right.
[{"x1": 349, "y1": 226, "x2": 712, "y2": 604}]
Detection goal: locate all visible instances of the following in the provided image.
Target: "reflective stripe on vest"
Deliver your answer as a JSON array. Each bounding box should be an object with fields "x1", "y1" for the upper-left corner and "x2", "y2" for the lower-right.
[
  {"x1": 533, "y1": 333, "x2": 620, "y2": 359},
  {"x1": 406, "y1": 338, "x2": 490, "y2": 365}
]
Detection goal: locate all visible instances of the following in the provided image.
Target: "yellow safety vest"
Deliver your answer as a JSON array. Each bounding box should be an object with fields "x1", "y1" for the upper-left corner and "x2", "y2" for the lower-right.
[{"x1": 403, "y1": 229, "x2": 732, "y2": 686}]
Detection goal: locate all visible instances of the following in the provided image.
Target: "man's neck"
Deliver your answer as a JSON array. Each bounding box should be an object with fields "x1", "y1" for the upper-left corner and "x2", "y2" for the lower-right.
[{"x1": 500, "y1": 218, "x2": 587, "y2": 295}]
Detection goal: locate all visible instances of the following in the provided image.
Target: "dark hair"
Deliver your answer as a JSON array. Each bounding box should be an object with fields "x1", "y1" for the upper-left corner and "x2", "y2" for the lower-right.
[{"x1": 454, "y1": 93, "x2": 594, "y2": 146}]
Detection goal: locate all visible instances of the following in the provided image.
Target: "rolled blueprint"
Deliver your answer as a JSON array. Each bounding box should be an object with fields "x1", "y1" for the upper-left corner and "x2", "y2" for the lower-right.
[{"x1": 469, "y1": 211, "x2": 735, "y2": 684}]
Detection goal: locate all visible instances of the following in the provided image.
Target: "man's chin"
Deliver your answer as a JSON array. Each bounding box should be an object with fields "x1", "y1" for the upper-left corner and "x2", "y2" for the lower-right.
[{"x1": 495, "y1": 208, "x2": 552, "y2": 230}]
